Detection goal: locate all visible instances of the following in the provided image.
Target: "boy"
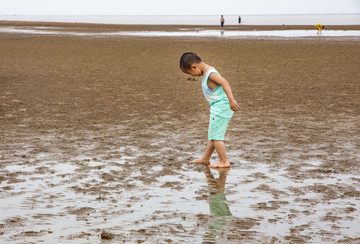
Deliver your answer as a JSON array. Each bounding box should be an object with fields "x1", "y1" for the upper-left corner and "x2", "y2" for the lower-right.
[{"x1": 180, "y1": 52, "x2": 240, "y2": 168}]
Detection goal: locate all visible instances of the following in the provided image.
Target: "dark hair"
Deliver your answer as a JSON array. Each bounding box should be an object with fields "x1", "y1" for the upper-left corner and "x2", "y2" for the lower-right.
[
  {"x1": 180, "y1": 52, "x2": 202, "y2": 70},
  {"x1": 322, "y1": 25, "x2": 325, "y2": 29}
]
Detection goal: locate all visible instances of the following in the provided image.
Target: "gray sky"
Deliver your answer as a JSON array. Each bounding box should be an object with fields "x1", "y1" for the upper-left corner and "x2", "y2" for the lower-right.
[{"x1": 1, "y1": 0, "x2": 359, "y2": 15}]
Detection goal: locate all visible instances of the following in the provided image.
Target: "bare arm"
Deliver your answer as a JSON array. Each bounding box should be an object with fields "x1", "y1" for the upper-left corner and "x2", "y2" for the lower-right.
[{"x1": 209, "y1": 73, "x2": 240, "y2": 111}]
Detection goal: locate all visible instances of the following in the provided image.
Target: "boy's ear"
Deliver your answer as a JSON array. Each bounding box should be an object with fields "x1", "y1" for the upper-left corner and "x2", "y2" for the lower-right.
[{"x1": 190, "y1": 64, "x2": 197, "y2": 70}]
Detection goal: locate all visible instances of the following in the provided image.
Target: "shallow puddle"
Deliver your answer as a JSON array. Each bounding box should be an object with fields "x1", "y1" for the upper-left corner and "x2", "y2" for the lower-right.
[
  {"x1": 1, "y1": 26, "x2": 360, "y2": 38},
  {"x1": 1, "y1": 127, "x2": 359, "y2": 243}
]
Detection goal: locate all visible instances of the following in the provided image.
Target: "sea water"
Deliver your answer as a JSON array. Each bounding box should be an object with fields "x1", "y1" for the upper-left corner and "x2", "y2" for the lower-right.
[{"x1": 1, "y1": 14, "x2": 360, "y2": 25}]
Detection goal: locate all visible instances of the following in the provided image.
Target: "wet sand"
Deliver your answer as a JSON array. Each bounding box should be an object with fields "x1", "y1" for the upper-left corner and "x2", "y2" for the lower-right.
[{"x1": 0, "y1": 22, "x2": 360, "y2": 243}]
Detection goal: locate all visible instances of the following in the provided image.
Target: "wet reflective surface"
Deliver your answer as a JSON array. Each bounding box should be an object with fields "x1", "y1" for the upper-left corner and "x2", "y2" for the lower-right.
[{"x1": 1, "y1": 26, "x2": 360, "y2": 38}]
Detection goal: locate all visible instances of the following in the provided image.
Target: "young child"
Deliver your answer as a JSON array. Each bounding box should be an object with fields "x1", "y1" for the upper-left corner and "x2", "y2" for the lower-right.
[
  {"x1": 315, "y1": 24, "x2": 325, "y2": 34},
  {"x1": 179, "y1": 52, "x2": 240, "y2": 168}
]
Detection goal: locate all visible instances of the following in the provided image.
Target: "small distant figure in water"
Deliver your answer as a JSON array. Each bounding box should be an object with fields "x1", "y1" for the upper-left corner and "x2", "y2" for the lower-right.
[
  {"x1": 315, "y1": 24, "x2": 325, "y2": 34},
  {"x1": 220, "y1": 15, "x2": 225, "y2": 27},
  {"x1": 238, "y1": 16, "x2": 241, "y2": 24}
]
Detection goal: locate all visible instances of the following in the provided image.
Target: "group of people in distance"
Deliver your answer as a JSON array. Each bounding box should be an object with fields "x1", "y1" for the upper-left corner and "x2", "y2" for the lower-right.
[
  {"x1": 220, "y1": 15, "x2": 242, "y2": 27},
  {"x1": 220, "y1": 15, "x2": 325, "y2": 34}
]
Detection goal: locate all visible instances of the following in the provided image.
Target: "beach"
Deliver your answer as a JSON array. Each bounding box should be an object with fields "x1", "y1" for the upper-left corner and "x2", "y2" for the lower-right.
[{"x1": 1, "y1": 22, "x2": 360, "y2": 243}]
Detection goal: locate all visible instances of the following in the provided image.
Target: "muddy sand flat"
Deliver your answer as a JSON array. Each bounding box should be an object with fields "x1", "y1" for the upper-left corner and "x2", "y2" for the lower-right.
[{"x1": 0, "y1": 22, "x2": 360, "y2": 243}]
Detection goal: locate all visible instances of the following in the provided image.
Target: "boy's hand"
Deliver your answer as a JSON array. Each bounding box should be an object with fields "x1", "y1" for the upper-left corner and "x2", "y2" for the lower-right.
[{"x1": 230, "y1": 99, "x2": 240, "y2": 111}]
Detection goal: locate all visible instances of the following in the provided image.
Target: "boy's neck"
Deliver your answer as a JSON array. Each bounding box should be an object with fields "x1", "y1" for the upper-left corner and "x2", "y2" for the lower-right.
[{"x1": 198, "y1": 62, "x2": 209, "y2": 76}]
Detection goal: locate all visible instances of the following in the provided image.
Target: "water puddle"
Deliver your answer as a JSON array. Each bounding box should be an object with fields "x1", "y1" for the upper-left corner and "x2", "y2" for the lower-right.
[
  {"x1": 1, "y1": 134, "x2": 359, "y2": 243},
  {"x1": 0, "y1": 26, "x2": 360, "y2": 38}
]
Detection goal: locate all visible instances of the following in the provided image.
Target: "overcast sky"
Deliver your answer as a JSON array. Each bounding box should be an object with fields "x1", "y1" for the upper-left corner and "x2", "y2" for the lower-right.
[{"x1": 1, "y1": 0, "x2": 359, "y2": 15}]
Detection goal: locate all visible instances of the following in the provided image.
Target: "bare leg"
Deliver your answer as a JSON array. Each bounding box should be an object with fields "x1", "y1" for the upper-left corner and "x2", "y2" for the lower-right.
[
  {"x1": 209, "y1": 141, "x2": 231, "y2": 168},
  {"x1": 190, "y1": 141, "x2": 215, "y2": 165}
]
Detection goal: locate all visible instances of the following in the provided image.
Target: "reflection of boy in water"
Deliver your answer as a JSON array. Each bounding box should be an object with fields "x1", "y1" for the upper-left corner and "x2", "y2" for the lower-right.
[{"x1": 202, "y1": 168, "x2": 232, "y2": 243}]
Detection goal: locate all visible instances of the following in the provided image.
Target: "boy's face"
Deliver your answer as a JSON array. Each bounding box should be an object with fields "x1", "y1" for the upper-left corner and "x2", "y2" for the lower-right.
[{"x1": 181, "y1": 64, "x2": 202, "y2": 77}]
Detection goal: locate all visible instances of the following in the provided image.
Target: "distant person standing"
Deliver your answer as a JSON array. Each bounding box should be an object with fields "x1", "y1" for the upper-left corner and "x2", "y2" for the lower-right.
[
  {"x1": 238, "y1": 16, "x2": 241, "y2": 24},
  {"x1": 220, "y1": 15, "x2": 225, "y2": 27},
  {"x1": 315, "y1": 24, "x2": 325, "y2": 34}
]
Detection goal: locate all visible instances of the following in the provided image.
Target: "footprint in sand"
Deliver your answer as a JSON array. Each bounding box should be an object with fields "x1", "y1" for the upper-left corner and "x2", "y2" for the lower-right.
[{"x1": 11, "y1": 99, "x2": 22, "y2": 104}]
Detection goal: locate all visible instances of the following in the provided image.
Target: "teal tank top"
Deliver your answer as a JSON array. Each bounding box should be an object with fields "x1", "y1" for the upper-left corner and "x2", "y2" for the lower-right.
[{"x1": 202, "y1": 68, "x2": 234, "y2": 119}]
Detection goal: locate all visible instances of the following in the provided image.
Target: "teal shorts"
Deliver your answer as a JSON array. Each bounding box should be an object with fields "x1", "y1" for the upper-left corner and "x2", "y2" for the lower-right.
[{"x1": 208, "y1": 114, "x2": 230, "y2": 141}]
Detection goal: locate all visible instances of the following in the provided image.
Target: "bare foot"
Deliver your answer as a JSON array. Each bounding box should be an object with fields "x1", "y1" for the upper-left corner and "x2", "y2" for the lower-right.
[
  {"x1": 190, "y1": 158, "x2": 210, "y2": 165},
  {"x1": 209, "y1": 161, "x2": 231, "y2": 168}
]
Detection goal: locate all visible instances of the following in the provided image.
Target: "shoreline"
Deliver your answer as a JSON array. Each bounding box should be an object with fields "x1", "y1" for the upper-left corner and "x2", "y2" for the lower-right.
[{"x1": 1, "y1": 20, "x2": 360, "y2": 32}]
